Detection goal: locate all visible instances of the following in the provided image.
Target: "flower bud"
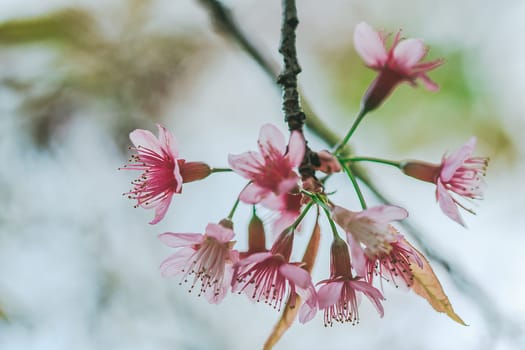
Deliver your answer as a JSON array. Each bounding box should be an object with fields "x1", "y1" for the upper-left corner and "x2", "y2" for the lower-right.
[
  {"x1": 180, "y1": 161, "x2": 212, "y2": 183},
  {"x1": 399, "y1": 160, "x2": 440, "y2": 183}
]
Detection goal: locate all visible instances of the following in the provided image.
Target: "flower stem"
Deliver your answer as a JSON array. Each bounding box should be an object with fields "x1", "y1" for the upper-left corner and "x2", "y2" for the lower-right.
[
  {"x1": 289, "y1": 200, "x2": 314, "y2": 230},
  {"x1": 339, "y1": 158, "x2": 367, "y2": 209},
  {"x1": 334, "y1": 108, "x2": 367, "y2": 155},
  {"x1": 322, "y1": 207, "x2": 341, "y2": 240},
  {"x1": 227, "y1": 197, "x2": 241, "y2": 220},
  {"x1": 210, "y1": 167, "x2": 233, "y2": 173},
  {"x1": 342, "y1": 157, "x2": 401, "y2": 168}
]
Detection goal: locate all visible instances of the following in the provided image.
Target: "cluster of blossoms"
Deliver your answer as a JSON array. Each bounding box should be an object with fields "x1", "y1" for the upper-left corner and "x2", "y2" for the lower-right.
[{"x1": 120, "y1": 21, "x2": 488, "y2": 337}]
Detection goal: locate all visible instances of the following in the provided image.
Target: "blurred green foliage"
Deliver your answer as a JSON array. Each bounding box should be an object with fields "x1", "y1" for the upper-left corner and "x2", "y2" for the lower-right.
[
  {"x1": 0, "y1": 7, "x2": 208, "y2": 148},
  {"x1": 320, "y1": 45, "x2": 516, "y2": 162}
]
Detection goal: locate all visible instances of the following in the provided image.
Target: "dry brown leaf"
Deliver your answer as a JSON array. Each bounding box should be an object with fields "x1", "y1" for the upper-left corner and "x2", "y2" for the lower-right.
[
  {"x1": 263, "y1": 212, "x2": 321, "y2": 350},
  {"x1": 407, "y1": 240, "x2": 467, "y2": 326}
]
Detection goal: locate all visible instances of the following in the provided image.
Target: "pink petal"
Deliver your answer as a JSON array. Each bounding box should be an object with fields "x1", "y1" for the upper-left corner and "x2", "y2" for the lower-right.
[
  {"x1": 149, "y1": 193, "x2": 173, "y2": 225},
  {"x1": 258, "y1": 123, "x2": 286, "y2": 155},
  {"x1": 260, "y1": 192, "x2": 284, "y2": 210},
  {"x1": 156, "y1": 124, "x2": 179, "y2": 158},
  {"x1": 419, "y1": 73, "x2": 440, "y2": 92},
  {"x1": 356, "y1": 205, "x2": 408, "y2": 223},
  {"x1": 207, "y1": 264, "x2": 234, "y2": 304},
  {"x1": 205, "y1": 223, "x2": 235, "y2": 243},
  {"x1": 354, "y1": 22, "x2": 388, "y2": 68},
  {"x1": 441, "y1": 137, "x2": 477, "y2": 182},
  {"x1": 280, "y1": 264, "x2": 312, "y2": 290},
  {"x1": 236, "y1": 252, "x2": 272, "y2": 268},
  {"x1": 228, "y1": 152, "x2": 264, "y2": 179},
  {"x1": 238, "y1": 183, "x2": 269, "y2": 204},
  {"x1": 393, "y1": 38, "x2": 426, "y2": 70},
  {"x1": 160, "y1": 248, "x2": 194, "y2": 277},
  {"x1": 436, "y1": 179, "x2": 465, "y2": 227},
  {"x1": 277, "y1": 176, "x2": 299, "y2": 195},
  {"x1": 298, "y1": 300, "x2": 317, "y2": 323},
  {"x1": 272, "y1": 212, "x2": 298, "y2": 236},
  {"x1": 346, "y1": 233, "x2": 367, "y2": 277},
  {"x1": 130, "y1": 129, "x2": 162, "y2": 154},
  {"x1": 287, "y1": 131, "x2": 305, "y2": 167},
  {"x1": 317, "y1": 281, "x2": 344, "y2": 309},
  {"x1": 158, "y1": 232, "x2": 203, "y2": 247},
  {"x1": 352, "y1": 280, "x2": 385, "y2": 317}
]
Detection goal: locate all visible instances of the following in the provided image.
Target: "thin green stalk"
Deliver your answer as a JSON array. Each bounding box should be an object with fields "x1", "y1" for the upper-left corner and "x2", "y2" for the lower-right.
[
  {"x1": 339, "y1": 158, "x2": 367, "y2": 209},
  {"x1": 322, "y1": 207, "x2": 341, "y2": 240},
  {"x1": 334, "y1": 109, "x2": 367, "y2": 155},
  {"x1": 289, "y1": 201, "x2": 315, "y2": 230},
  {"x1": 210, "y1": 167, "x2": 233, "y2": 173},
  {"x1": 227, "y1": 196, "x2": 241, "y2": 220},
  {"x1": 343, "y1": 157, "x2": 401, "y2": 168}
]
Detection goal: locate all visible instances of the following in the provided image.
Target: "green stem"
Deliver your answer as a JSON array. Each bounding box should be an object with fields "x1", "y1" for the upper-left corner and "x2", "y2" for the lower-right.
[
  {"x1": 334, "y1": 109, "x2": 367, "y2": 155},
  {"x1": 210, "y1": 167, "x2": 233, "y2": 173},
  {"x1": 343, "y1": 157, "x2": 401, "y2": 168},
  {"x1": 227, "y1": 196, "x2": 241, "y2": 220},
  {"x1": 322, "y1": 207, "x2": 341, "y2": 240},
  {"x1": 289, "y1": 201, "x2": 314, "y2": 230},
  {"x1": 339, "y1": 158, "x2": 367, "y2": 209}
]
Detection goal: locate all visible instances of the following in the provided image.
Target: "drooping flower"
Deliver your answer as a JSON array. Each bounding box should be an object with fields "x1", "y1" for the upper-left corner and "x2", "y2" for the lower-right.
[
  {"x1": 120, "y1": 124, "x2": 210, "y2": 224},
  {"x1": 228, "y1": 123, "x2": 305, "y2": 204},
  {"x1": 400, "y1": 137, "x2": 489, "y2": 226},
  {"x1": 158, "y1": 222, "x2": 239, "y2": 304},
  {"x1": 317, "y1": 237, "x2": 384, "y2": 326},
  {"x1": 232, "y1": 229, "x2": 317, "y2": 323},
  {"x1": 354, "y1": 21, "x2": 443, "y2": 112},
  {"x1": 331, "y1": 205, "x2": 422, "y2": 288}
]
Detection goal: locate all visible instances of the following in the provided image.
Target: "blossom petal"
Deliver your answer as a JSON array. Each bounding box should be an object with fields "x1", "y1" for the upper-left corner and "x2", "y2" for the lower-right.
[
  {"x1": 356, "y1": 205, "x2": 408, "y2": 223},
  {"x1": 130, "y1": 129, "x2": 162, "y2": 154},
  {"x1": 160, "y1": 248, "x2": 194, "y2": 277},
  {"x1": 419, "y1": 74, "x2": 440, "y2": 91},
  {"x1": 352, "y1": 280, "x2": 385, "y2": 317},
  {"x1": 205, "y1": 223, "x2": 235, "y2": 243},
  {"x1": 258, "y1": 123, "x2": 286, "y2": 155},
  {"x1": 436, "y1": 179, "x2": 465, "y2": 226},
  {"x1": 287, "y1": 131, "x2": 305, "y2": 167},
  {"x1": 149, "y1": 193, "x2": 173, "y2": 225},
  {"x1": 346, "y1": 233, "x2": 367, "y2": 277},
  {"x1": 280, "y1": 264, "x2": 312, "y2": 290},
  {"x1": 299, "y1": 300, "x2": 317, "y2": 323},
  {"x1": 228, "y1": 152, "x2": 263, "y2": 179},
  {"x1": 441, "y1": 137, "x2": 477, "y2": 182},
  {"x1": 393, "y1": 38, "x2": 426, "y2": 70},
  {"x1": 158, "y1": 232, "x2": 203, "y2": 247},
  {"x1": 156, "y1": 124, "x2": 179, "y2": 158},
  {"x1": 236, "y1": 252, "x2": 272, "y2": 268},
  {"x1": 317, "y1": 281, "x2": 344, "y2": 309},
  {"x1": 354, "y1": 22, "x2": 388, "y2": 68},
  {"x1": 238, "y1": 183, "x2": 269, "y2": 204}
]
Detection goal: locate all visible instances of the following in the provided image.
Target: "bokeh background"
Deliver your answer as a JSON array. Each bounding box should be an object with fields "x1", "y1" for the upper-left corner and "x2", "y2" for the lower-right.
[{"x1": 0, "y1": 0, "x2": 524, "y2": 349}]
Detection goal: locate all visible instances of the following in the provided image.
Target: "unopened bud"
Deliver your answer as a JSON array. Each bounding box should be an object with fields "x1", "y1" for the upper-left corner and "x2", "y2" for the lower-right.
[
  {"x1": 248, "y1": 213, "x2": 266, "y2": 253},
  {"x1": 218, "y1": 218, "x2": 234, "y2": 230},
  {"x1": 400, "y1": 160, "x2": 440, "y2": 184},
  {"x1": 314, "y1": 150, "x2": 342, "y2": 174},
  {"x1": 180, "y1": 161, "x2": 211, "y2": 183}
]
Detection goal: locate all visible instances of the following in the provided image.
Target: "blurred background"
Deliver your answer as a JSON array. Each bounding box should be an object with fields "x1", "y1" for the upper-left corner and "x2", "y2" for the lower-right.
[{"x1": 0, "y1": 0, "x2": 524, "y2": 349}]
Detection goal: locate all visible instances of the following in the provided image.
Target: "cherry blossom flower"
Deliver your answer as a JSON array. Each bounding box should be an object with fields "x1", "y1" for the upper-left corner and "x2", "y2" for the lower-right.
[
  {"x1": 354, "y1": 21, "x2": 443, "y2": 112},
  {"x1": 158, "y1": 222, "x2": 239, "y2": 304},
  {"x1": 331, "y1": 205, "x2": 422, "y2": 288},
  {"x1": 400, "y1": 137, "x2": 489, "y2": 226},
  {"x1": 261, "y1": 192, "x2": 303, "y2": 235},
  {"x1": 228, "y1": 123, "x2": 305, "y2": 204},
  {"x1": 233, "y1": 230, "x2": 317, "y2": 323},
  {"x1": 317, "y1": 237, "x2": 384, "y2": 326},
  {"x1": 121, "y1": 124, "x2": 210, "y2": 224}
]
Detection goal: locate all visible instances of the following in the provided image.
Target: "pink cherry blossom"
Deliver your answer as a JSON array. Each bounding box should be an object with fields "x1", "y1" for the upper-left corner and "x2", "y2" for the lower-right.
[
  {"x1": 401, "y1": 137, "x2": 489, "y2": 226},
  {"x1": 158, "y1": 222, "x2": 239, "y2": 304},
  {"x1": 228, "y1": 123, "x2": 305, "y2": 204},
  {"x1": 354, "y1": 21, "x2": 443, "y2": 112},
  {"x1": 331, "y1": 205, "x2": 422, "y2": 288},
  {"x1": 121, "y1": 124, "x2": 210, "y2": 224},
  {"x1": 317, "y1": 237, "x2": 384, "y2": 326},
  {"x1": 261, "y1": 192, "x2": 303, "y2": 235},
  {"x1": 232, "y1": 230, "x2": 317, "y2": 323}
]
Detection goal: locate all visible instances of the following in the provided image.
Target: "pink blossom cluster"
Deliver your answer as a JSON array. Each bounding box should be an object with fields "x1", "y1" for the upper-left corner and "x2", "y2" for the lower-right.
[{"x1": 119, "y1": 21, "x2": 488, "y2": 335}]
